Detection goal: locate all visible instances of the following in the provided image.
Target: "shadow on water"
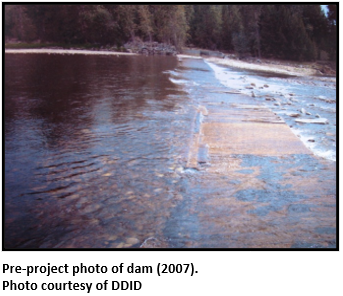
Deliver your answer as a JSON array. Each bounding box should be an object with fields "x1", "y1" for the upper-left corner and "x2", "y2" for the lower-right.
[{"x1": 5, "y1": 53, "x2": 198, "y2": 248}]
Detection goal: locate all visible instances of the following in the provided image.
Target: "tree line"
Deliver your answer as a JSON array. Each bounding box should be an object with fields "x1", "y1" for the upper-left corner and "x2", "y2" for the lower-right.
[{"x1": 5, "y1": 4, "x2": 337, "y2": 61}]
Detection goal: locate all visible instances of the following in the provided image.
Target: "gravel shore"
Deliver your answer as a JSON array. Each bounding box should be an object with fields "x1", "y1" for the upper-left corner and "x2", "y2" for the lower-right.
[{"x1": 204, "y1": 56, "x2": 320, "y2": 76}]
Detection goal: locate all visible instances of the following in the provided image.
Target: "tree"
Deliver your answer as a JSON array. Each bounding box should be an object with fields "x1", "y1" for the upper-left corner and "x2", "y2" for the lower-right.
[
  {"x1": 302, "y1": 5, "x2": 328, "y2": 58},
  {"x1": 326, "y1": 4, "x2": 337, "y2": 60},
  {"x1": 260, "y1": 5, "x2": 317, "y2": 61},
  {"x1": 137, "y1": 5, "x2": 153, "y2": 42},
  {"x1": 238, "y1": 5, "x2": 262, "y2": 58},
  {"x1": 5, "y1": 5, "x2": 36, "y2": 41},
  {"x1": 221, "y1": 5, "x2": 242, "y2": 51},
  {"x1": 190, "y1": 5, "x2": 222, "y2": 49}
]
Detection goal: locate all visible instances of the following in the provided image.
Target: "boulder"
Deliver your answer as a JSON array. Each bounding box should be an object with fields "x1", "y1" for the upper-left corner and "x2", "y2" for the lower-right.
[
  {"x1": 295, "y1": 118, "x2": 328, "y2": 125},
  {"x1": 287, "y1": 113, "x2": 301, "y2": 118}
]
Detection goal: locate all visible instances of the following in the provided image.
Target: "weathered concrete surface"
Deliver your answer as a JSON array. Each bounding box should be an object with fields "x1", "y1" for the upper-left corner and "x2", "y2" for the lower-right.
[{"x1": 169, "y1": 93, "x2": 336, "y2": 248}]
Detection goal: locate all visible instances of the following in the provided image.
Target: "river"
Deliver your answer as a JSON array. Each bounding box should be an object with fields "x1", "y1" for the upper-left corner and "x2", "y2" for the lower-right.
[{"x1": 4, "y1": 53, "x2": 336, "y2": 248}]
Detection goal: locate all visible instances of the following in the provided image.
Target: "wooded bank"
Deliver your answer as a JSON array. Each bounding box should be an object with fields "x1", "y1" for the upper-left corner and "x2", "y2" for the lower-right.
[{"x1": 5, "y1": 4, "x2": 337, "y2": 61}]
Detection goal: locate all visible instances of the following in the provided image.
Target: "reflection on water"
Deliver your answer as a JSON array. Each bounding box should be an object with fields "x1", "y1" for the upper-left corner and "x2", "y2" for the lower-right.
[{"x1": 5, "y1": 54, "x2": 194, "y2": 248}]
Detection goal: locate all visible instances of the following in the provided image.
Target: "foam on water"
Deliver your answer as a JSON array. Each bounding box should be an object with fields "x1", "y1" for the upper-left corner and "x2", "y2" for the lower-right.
[
  {"x1": 291, "y1": 129, "x2": 336, "y2": 162},
  {"x1": 169, "y1": 77, "x2": 199, "y2": 86},
  {"x1": 205, "y1": 60, "x2": 336, "y2": 162},
  {"x1": 205, "y1": 61, "x2": 291, "y2": 97}
]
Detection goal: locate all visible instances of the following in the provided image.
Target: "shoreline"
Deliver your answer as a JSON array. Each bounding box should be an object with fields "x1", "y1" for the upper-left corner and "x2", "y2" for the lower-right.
[
  {"x1": 5, "y1": 48, "x2": 137, "y2": 56},
  {"x1": 5, "y1": 48, "x2": 336, "y2": 79},
  {"x1": 204, "y1": 56, "x2": 334, "y2": 77}
]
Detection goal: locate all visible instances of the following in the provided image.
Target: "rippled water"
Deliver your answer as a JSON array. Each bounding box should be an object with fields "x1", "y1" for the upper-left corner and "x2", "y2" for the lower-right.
[{"x1": 5, "y1": 54, "x2": 196, "y2": 248}]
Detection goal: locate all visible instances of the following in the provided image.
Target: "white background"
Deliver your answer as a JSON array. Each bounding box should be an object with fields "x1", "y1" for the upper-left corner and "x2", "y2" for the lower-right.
[
  {"x1": 0, "y1": 250, "x2": 342, "y2": 295},
  {"x1": 1, "y1": 1, "x2": 341, "y2": 295}
]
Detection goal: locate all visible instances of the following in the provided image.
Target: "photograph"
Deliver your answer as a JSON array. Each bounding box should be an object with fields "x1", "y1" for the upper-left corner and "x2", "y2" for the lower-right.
[{"x1": 4, "y1": 4, "x2": 337, "y2": 250}]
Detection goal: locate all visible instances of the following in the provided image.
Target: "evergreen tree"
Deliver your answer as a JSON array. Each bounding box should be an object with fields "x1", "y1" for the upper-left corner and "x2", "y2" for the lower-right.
[
  {"x1": 326, "y1": 4, "x2": 337, "y2": 60},
  {"x1": 221, "y1": 5, "x2": 242, "y2": 51},
  {"x1": 4, "y1": 4, "x2": 336, "y2": 61},
  {"x1": 191, "y1": 5, "x2": 222, "y2": 50}
]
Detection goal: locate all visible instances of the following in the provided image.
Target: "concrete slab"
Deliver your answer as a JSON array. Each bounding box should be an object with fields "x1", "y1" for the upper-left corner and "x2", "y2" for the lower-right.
[{"x1": 178, "y1": 93, "x2": 336, "y2": 248}]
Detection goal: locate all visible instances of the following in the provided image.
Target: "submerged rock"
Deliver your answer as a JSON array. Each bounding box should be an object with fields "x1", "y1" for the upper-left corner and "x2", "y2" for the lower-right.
[
  {"x1": 265, "y1": 97, "x2": 275, "y2": 101},
  {"x1": 126, "y1": 237, "x2": 140, "y2": 245},
  {"x1": 295, "y1": 118, "x2": 329, "y2": 125},
  {"x1": 287, "y1": 113, "x2": 301, "y2": 118},
  {"x1": 198, "y1": 105, "x2": 209, "y2": 116},
  {"x1": 140, "y1": 237, "x2": 168, "y2": 248},
  {"x1": 198, "y1": 144, "x2": 210, "y2": 164}
]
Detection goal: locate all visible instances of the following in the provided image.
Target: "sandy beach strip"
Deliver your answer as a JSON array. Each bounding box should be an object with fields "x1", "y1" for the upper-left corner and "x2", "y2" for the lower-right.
[
  {"x1": 5, "y1": 48, "x2": 137, "y2": 56},
  {"x1": 177, "y1": 54, "x2": 203, "y2": 59},
  {"x1": 204, "y1": 56, "x2": 318, "y2": 77}
]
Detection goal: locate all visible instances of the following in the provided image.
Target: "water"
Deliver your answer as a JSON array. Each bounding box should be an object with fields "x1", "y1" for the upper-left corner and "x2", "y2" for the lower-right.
[
  {"x1": 5, "y1": 53, "x2": 336, "y2": 248},
  {"x1": 5, "y1": 54, "x2": 195, "y2": 248},
  {"x1": 205, "y1": 61, "x2": 336, "y2": 161}
]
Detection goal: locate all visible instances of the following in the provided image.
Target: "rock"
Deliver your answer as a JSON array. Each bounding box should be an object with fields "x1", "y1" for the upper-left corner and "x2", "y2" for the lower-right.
[
  {"x1": 274, "y1": 102, "x2": 281, "y2": 106},
  {"x1": 102, "y1": 173, "x2": 112, "y2": 177},
  {"x1": 265, "y1": 97, "x2": 275, "y2": 101},
  {"x1": 289, "y1": 93, "x2": 295, "y2": 96},
  {"x1": 308, "y1": 139, "x2": 315, "y2": 142},
  {"x1": 126, "y1": 237, "x2": 140, "y2": 245},
  {"x1": 198, "y1": 144, "x2": 210, "y2": 164},
  {"x1": 198, "y1": 105, "x2": 208, "y2": 116},
  {"x1": 264, "y1": 84, "x2": 269, "y2": 88},
  {"x1": 315, "y1": 114, "x2": 321, "y2": 118},
  {"x1": 250, "y1": 83, "x2": 256, "y2": 87},
  {"x1": 140, "y1": 237, "x2": 168, "y2": 248},
  {"x1": 295, "y1": 118, "x2": 329, "y2": 125},
  {"x1": 124, "y1": 41, "x2": 178, "y2": 55},
  {"x1": 287, "y1": 113, "x2": 301, "y2": 118},
  {"x1": 245, "y1": 86, "x2": 254, "y2": 89}
]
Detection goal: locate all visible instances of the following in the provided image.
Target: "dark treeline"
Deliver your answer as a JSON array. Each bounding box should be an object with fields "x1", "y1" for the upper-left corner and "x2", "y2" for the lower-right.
[{"x1": 5, "y1": 4, "x2": 337, "y2": 61}]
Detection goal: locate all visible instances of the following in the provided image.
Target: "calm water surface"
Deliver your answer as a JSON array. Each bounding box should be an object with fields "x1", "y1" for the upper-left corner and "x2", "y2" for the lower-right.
[{"x1": 5, "y1": 54, "x2": 195, "y2": 248}]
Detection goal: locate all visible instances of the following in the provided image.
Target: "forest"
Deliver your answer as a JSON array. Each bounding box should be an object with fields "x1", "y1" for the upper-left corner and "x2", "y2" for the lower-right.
[{"x1": 5, "y1": 4, "x2": 337, "y2": 61}]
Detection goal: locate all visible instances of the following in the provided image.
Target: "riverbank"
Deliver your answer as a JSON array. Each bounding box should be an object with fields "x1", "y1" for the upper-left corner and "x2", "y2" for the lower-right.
[
  {"x1": 204, "y1": 56, "x2": 336, "y2": 77},
  {"x1": 5, "y1": 45, "x2": 335, "y2": 77},
  {"x1": 5, "y1": 48, "x2": 137, "y2": 56}
]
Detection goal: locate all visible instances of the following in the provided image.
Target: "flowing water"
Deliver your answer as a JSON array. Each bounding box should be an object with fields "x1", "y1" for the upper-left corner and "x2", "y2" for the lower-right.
[
  {"x1": 205, "y1": 61, "x2": 336, "y2": 161},
  {"x1": 4, "y1": 53, "x2": 336, "y2": 248}
]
